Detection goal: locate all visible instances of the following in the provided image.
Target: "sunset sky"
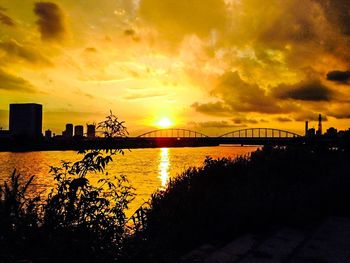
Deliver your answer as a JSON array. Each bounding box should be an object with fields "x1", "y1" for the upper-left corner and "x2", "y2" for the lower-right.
[{"x1": 1, "y1": 0, "x2": 350, "y2": 136}]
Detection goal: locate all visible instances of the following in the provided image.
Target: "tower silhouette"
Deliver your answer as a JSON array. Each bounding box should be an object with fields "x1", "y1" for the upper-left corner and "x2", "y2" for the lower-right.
[
  {"x1": 305, "y1": 121, "x2": 309, "y2": 136},
  {"x1": 317, "y1": 114, "x2": 322, "y2": 136}
]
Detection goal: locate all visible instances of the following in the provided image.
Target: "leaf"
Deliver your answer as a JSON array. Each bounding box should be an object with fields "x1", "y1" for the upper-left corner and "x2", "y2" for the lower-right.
[{"x1": 70, "y1": 178, "x2": 89, "y2": 191}]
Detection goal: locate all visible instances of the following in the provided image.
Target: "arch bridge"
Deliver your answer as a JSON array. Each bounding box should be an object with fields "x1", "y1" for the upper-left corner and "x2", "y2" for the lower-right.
[
  {"x1": 219, "y1": 128, "x2": 301, "y2": 138},
  {"x1": 137, "y1": 128, "x2": 208, "y2": 138}
]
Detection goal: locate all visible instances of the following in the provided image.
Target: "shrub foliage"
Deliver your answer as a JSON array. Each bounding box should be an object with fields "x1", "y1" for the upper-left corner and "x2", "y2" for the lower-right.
[
  {"x1": 0, "y1": 112, "x2": 134, "y2": 262},
  {"x1": 125, "y1": 145, "x2": 350, "y2": 262}
]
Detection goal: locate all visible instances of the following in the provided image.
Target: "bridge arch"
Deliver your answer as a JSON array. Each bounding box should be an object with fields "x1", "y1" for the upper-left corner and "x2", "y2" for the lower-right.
[
  {"x1": 219, "y1": 128, "x2": 301, "y2": 138},
  {"x1": 137, "y1": 128, "x2": 209, "y2": 138}
]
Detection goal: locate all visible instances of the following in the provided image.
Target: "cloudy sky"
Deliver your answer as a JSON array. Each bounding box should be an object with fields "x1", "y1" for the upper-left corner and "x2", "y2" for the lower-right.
[{"x1": 1, "y1": 0, "x2": 350, "y2": 135}]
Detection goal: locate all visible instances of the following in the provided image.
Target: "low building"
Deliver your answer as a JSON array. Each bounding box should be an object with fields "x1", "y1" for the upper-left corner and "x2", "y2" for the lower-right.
[
  {"x1": 325, "y1": 127, "x2": 338, "y2": 138},
  {"x1": 74, "y1": 125, "x2": 84, "y2": 137},
  {"x1": 87, "y1": 124, "x2": 95, "y2": 139},
  {"x1": 307, "y1": 128, "x2": 316, "y2": 137},
  {"x1": 45, "y1": 129, "x2": 52, "y2": 139}
]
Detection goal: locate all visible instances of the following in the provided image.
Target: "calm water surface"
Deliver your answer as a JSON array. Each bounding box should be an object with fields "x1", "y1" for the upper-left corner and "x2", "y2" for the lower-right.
[{"x1": 0, "y1": 146, "x2": 258, "y2": 215}]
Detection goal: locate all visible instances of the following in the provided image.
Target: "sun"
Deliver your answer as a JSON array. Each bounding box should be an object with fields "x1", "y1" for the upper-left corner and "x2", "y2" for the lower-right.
[{"x1": 157, "y1": 117, "x2": 173, "y2": 129}]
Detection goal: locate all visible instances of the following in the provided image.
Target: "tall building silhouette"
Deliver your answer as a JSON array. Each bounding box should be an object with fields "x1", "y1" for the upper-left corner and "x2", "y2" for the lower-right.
[
  {"x1": 317, "y1": 114, "x2": 322, "y2": 136},
  {"x1": 305, "y1": 121, "x2": 309, "y2": 137},
  {"x1": 65, "y1": 124, "x2": 73, "y2": 137},
  {"x1": 9, "y1": 103, "x2": 42, "y2": 139}
]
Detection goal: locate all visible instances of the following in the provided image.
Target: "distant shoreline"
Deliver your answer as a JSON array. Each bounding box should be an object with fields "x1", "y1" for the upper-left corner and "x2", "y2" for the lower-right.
[{"x1": 0, "y1": 136, "x2": 306, "y2": 152}]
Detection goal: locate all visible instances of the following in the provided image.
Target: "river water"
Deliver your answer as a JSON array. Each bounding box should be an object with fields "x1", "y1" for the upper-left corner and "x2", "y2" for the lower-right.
[{"x1": 0, "y1": 146, "x2": 258, "y2": 215}]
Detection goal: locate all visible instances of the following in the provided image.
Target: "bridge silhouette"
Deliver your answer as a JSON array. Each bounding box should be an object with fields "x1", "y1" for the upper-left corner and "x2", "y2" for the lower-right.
[
  {"x1": 131, "y1": 128, "x2": 303, "y2": 148},
  {"x1": 137, "y1": 128, "x2": 301, "y2": 139},
  {"x1": 137, "y1": 128, "x2": 209, "y2": 138}
]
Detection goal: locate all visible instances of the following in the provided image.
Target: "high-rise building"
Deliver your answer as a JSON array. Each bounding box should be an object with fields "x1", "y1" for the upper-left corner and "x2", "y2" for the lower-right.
[
  {"x1": 74, "y1": 125, "x2": 84, "y2": 137},
  {"x1": 9, "y1": 103, "x2": 42, "y2": 139},
  {"x1": 87, "y1": 124, "x2": 95, "y2": 139},
  {"x1": 65, "y1": 123, "x2": 73, "y2": 137},
  {"x1": 305, "y1": 121, "x2": 309, "y2": 137},
  {"x1": 317, "y1": 114, "x2": 322, "y2": 136}
]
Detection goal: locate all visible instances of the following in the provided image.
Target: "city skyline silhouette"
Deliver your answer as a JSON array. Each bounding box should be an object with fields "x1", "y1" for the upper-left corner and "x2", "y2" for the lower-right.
[{"x1": 2, "y1": 1, "x2": 350, "y2": 262}]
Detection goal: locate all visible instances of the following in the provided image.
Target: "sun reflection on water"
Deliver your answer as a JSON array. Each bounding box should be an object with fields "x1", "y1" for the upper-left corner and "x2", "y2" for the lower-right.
[
  {"x1": 159, "y1": 148, "x2": 170, "y2": 189},
  {"x1": 0, "y1": 146, "x2": 259, "y2": 214}
]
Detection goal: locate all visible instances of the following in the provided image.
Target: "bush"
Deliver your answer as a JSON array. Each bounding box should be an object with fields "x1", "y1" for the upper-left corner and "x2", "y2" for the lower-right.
[
  {"x1": 0, "y1": 112, "x2": 135, "y2": 262},
  {"x1": 126, "y1": 145, "x2": 350, "y2": 262}
]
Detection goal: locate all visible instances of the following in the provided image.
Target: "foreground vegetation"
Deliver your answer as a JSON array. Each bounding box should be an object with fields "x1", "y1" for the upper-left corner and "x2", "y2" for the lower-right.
[
  {"x1": 0, "y1": 112, "x2": 134, "y2": 262},
  {"x1": 1, "y1": 120, "x2": 350, "y2": 262},
  {"x1": 126, "y1": 143, "x2": 350, "y2": 262}
]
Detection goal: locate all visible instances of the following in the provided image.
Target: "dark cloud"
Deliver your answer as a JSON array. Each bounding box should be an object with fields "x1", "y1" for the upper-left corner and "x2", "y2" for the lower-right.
[
  {"x1": 192, "y1": 72, "x2": 287, "y2": 116},
  {"x1": 316, "y1": 0, "x2": 350, "y2": 35},
  {"x1": 84, "y1": 47, "x2": 97, "y2": 53},
  {"x1": 0, "y1": 40, "x2": 51, "y2": 65},
  {"x1": 329, "y1": 113, "x2": 350, "y2": 119},
  {"x1": 0, "y1": 10, "x2": 15, "y2": 26},
  {"x1": 232, "y1": 117, "x2": 258, "y2": 124},
  {"x1": 0, "y1": 69, "x2": 36, "y2": 93},
  {"x1": 257, "y1": 1, "x2": 319, "y2": 48},
  {"x1": 325, "y1": 104, "x2": 350, "y2": 119},
  {"x1": 276, "y1": 117, "x2": 292, "y2": 123},
  {"x1": 327, "y1": 70, "x2": 350, "y2": 83},
  {"x1": 215, "y1": 72, "x2": 284, "y2": 113},
  {"x1": 124, "y1": 29, "x2": 135, "y2": 36},
  {"x1": 191, "y1": 101, "x2": 233, "y2": 116},
  {"x1": 188, "y1": 120, "x2": 242, "y2": 129},
  {"x1": 274, "y1": 80, "x2": 333, "y2": 102},
  {"x1": 294, "y1": 113, "x2": 328, "y2": 122},
  {"x1": 124, "y1": 29, "x2": 140, "y2": 41},
  {"x1": 34, "y1": 2, "x2": 66, "y2": 41}
]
